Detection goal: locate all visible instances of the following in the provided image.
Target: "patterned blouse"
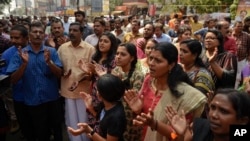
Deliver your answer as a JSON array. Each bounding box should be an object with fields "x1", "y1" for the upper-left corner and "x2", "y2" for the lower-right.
[
  {"x1": 87, "y1": 60, "x2": 115, "y2": 132},
  {"x1": 186, "y1": 67, "x2": 215, "y2": 94},
  {"x1": 136, "y1": 60, "x2": 150, "y2": 77},
  {"x1": 112, "y1": 66, "x2": 144, "y2": 141}
]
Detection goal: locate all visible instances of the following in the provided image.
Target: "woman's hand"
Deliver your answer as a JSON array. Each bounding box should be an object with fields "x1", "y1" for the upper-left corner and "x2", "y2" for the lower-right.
[
  {"x1": 206, "y1": 47, "x2": 218, "y2": 62},
  {"x1": 165, "y1": 106, "x2": 187, "y2": 136},
  {"x1": 93, "y1": 61, "x2": 107, "y2": 77},
  {"x1": 133, "y1": 108, "x2": 155, "y2": 128},
  {"x1": 68, "y1": 123, "x2": 92, "y2": 136},
  {"x1": 124, "y1": 89, "x2": 143, "y2": 114},
  {"x1": 206, "y1": 90, "x2": 214, "y2": 104},
  {"x1": 78, "y1": 59, "x2": 95, "y2": 74},
  {"x1": 80, "y1": 92, "x2": 93, "y2": 110},
  {"x1": 124, "y1": 90, "x2": 143, "y2": 114}
]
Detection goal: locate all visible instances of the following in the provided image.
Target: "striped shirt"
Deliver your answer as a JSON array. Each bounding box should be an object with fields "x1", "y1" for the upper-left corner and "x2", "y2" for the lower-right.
[{"x1": 232, "y1": 31, "x2": 250, "y2": 61}]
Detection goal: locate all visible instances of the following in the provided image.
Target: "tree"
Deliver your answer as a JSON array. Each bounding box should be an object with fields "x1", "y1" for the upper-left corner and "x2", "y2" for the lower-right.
[
  {"x1": 149, "y1": 0, "x2": 234, "y2": 14},
  {"x1": 0, "y1": 0, "x2": 10, "y2": 4},
  {"x1": 109, "y1": 0, "x2": 123, "y2": 12},
  {"x1": 230, "y1": 0, "x2": 239, "y2": 20},
  {"x1": 0, "y1": 4, "x2": 5, "y2": 14}
]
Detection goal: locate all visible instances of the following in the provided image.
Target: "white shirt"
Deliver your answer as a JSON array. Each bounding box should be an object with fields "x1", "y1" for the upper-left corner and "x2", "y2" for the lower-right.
[{"x1": 85, "y1": 34, "x2": 99, "y2": 47}]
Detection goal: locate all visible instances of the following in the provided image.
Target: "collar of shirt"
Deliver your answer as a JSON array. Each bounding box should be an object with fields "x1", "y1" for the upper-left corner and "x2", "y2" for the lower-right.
[
  {"x1": 154, "y1": 33, "x2": 163, "y2": 39},
  {"x1": 232, "y1": 31, "x2": 243, "y2": 38},
  {"x1": 26, "y1": 44, "x2": 47, "y2": 53},
  {"x1": 69, "y1": 40, "x2": 86, "y2": 48}
]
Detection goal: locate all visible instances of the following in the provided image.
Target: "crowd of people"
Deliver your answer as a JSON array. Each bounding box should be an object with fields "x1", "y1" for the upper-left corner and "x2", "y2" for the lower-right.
[{"x1": 0, "y1": 10, "x2": 250, "y2": 141}]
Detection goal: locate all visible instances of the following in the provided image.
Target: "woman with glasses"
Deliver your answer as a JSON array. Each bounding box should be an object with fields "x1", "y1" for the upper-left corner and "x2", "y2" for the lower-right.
[{"x1": 204, "y1": 30, "x2": 237, "y2": 89}]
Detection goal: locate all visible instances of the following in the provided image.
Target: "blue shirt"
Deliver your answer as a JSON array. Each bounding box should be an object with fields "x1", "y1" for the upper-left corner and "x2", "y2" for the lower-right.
[
  {"x1": 1, "y1": 46, "x2": 24, "y2": 101},
  {"x1": 82, "y1": 24, "x2": 94, "y2": 40},
  {"x1": 1, "y1": 46, "x2": 18, "y2": 75},
  {"x1": 167, "y1": 29, "x2": 178, "y2": 38},
  {"x1": 6, "y1": 45, "x2": 62, "y2": 106},
  {"x1": 153, "y1": 33, "x2": 172, "y2": 43}
]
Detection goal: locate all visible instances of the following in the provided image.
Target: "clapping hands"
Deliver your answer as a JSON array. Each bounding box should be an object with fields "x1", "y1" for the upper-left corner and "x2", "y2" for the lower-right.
[
  {"x1": 165, "y1": 106, "x2": 187, "y2": 136},
  {"x1": 124, "y1": 89, "x2": 143, "y2": 114},
  {"x1": 18, "y1": 46, "x2": 28, "y2": 63}
]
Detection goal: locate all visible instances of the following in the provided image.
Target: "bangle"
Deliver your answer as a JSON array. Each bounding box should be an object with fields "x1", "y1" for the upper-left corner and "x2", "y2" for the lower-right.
[
  {"x1": 170, "y1": 127, "x2": 178, "y2": 140},
  {"x1": 170, "y1": 132, "x2": 178, "y2": 140}
]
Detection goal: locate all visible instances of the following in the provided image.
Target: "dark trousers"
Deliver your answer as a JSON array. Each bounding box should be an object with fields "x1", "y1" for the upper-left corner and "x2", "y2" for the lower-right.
[
  {"x1": 14, "y1": 99, "x2": 63, "y2": 141},
  {"x1": 14, "y1": 101, "x2": 35, "y2": 141},
  {"x1": 0, "y1": 98, "x2": 9, "y2": 141}
]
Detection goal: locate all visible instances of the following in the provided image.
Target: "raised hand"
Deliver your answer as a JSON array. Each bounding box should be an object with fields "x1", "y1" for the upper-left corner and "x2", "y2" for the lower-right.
[
  {"x1": 44, "y1": 48, "x2": 51, "y2": 64},
  {"x1": 124, "y1": 89, "x2": 143, "y2": 114},
  {"x1": 57, "y1": 36, "x2": 68, "y2": 46},
  {"x1": 78, "y1": 58, "x2": 94, "y2": 74},
  {"x1": 206, "y1": 47, "x2": 218, "y2": 62},
  {"x1": 18, "y1": 46, "x2": 28, "y2": 63},
  {"x1": 94, "y1": 62, "x2": 107, "y2": 77},
  {"x1": 206, "y1": 90, "x2": 214, "y2": 104},
  {"x1": 165, "y1": 106, "x2": 187, "y2": 136},
  {"x1": 68, "y1": 123, "x2": 91, "y2": 136},
  {"x1": 79, "y1": 91, "x2": 93, "y2": 110},
  {"x1": 133, "y1": 108, "x2": 154, "y2": 127}
]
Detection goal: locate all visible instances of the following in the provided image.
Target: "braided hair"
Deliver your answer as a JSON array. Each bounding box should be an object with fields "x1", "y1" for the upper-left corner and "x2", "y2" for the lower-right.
[{"x1": 118, "y1": 43, "x2": 137, "y2": 89}]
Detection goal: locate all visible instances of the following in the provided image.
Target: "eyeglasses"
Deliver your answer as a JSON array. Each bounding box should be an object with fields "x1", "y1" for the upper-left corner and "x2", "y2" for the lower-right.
[{"x1": 204, "y1": 37, "x2": 217, "y2": 40}]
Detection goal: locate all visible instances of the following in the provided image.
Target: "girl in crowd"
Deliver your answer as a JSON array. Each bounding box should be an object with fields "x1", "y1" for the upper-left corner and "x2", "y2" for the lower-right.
[
  {"x1": 112, "y1": 43, "x2": 144, "y2": 141},
  {"x1": 172, "y1": 25, "x2": 192, "y2": 62},
  {"x1": 68, "y1": 74, "x2": 126, "y2": 141},
  {"x1": 204, "y1": 30, "x2": 237, "y2": 89},
  {"x1": 79, "y1": 32, "x2": 118, "y2": 131},
  {"x1": 173, "y1": 24, "x2": 192, "y2": 47},
  {"x1": 179, "y1": 39, "x2": 215, "y2": 94},
  {"x1": 137, "y1": 39, "x2": 158, "y2": 76},
  {"x1": 125, "y1": 42, "x2": 207, "y2": 141},
  {"x1": 166, "y1": 88, "x2": 250, "y2": 141}
]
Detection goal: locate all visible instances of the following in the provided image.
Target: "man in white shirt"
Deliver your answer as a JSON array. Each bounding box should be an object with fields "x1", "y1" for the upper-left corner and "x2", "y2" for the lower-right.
[
  {"x1": 63, "y1": 15, "x2": 71, "y2": 35},
  {"x1": 85, "y1": 18, "x2": 105, "y2": 47}
]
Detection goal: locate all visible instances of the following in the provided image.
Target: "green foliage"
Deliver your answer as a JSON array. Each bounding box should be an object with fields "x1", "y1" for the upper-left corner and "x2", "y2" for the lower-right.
[
  {"x1": 109, "y1": 0, "x2": 123, "y2": 12},
  {"x1": 150, "y1": 0, "x2": 234, "y2": 14},
  {"x1": 0, "y1": 0, "x2": 10, "y2": 4},
  {"x1": 230, "y1": 3, "x2": 237, "y2": 19},
  {"x1": 221, "y1": 0, "x2": 234, "y2": 4}
]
